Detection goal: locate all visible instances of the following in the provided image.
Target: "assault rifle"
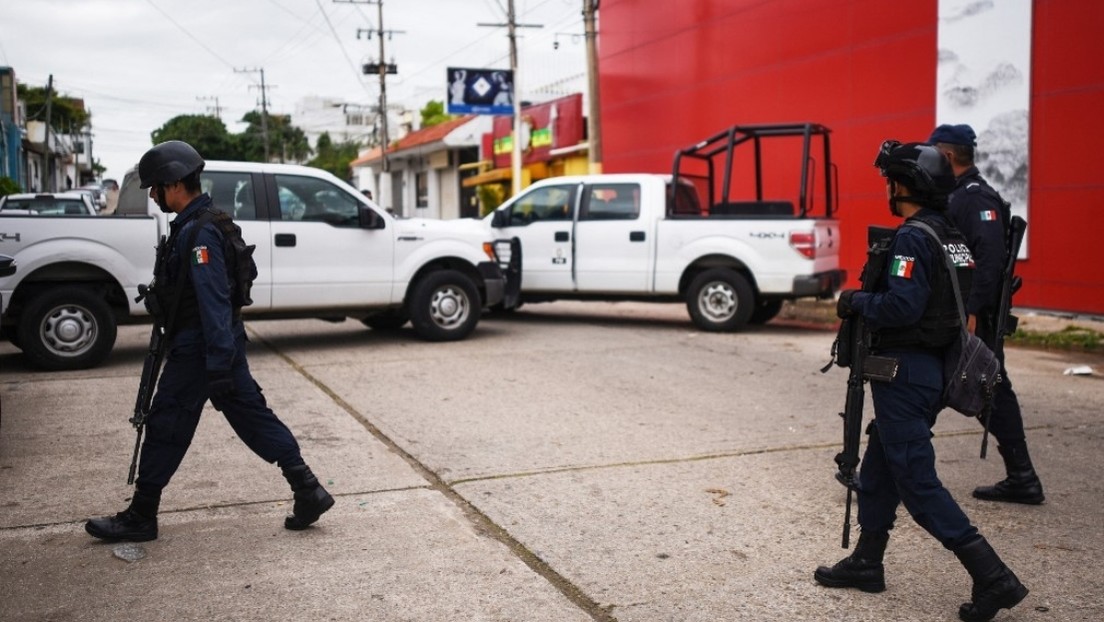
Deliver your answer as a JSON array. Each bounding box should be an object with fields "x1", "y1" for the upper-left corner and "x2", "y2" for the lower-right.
[
  {"x1": 825, "y1": 226, "x2": 896, "y2": 548},
  {"x1": 127, "y1": 234, "x2": 184, "y2": 485},
  {"x1": 127, "y1": 282, "x2": 167, "y2": 485},
  {"x1": 978, "y1": 215, "x2": 1027, "y2": 458},
  {"x1": 993, "y1": 216, "x2": 1027, "y2": 361}
]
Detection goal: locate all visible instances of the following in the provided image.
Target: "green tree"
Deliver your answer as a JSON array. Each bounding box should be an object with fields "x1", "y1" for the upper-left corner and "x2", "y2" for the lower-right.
[
  {"x1": 0, "y1": 176, "x2": 22, "y2": 196},
  {"x1": 18, "y1": 82, "x2": 91, "y2": 131},
  {"x1": 237, "y1": 112, "x2": 311, "y2": 163},
  {"x1": 307, "y1": 132, "x2": 362, "y2": 181},
  {"x1": 150, "y1": 114, "x2": 240, "y2": 160},
  {"x1": 420, "y1": 100, "x2": 455, "y2": 128}
]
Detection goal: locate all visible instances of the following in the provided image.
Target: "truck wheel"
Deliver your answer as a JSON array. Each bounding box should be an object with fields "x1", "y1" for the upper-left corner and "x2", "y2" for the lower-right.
[
  {"x1": 1, "y1": 325, "x2": 21, "y2": 349},
  {"x1": 686, "y1": 268, "x2": 754, "y2": 332},
  {"x1": 361, "y1": 309, "x2": 409, "y2": 331},
  {"x1": 17, "y1": 287, "x2": 117, "y2": 370},
  {"x1": 409, "y1": 270, "x2": 480, "y2": 342},
  {"x1": 748, "y1": 299, "x2": 784, "y2": 324}
]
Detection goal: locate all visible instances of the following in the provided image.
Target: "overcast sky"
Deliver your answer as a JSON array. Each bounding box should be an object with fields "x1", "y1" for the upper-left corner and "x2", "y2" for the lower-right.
[{"x1": 0, "y1": 0, "x2": 588, "y2": 182}]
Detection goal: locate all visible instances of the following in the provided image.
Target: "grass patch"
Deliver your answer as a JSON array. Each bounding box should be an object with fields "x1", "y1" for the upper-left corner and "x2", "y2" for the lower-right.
[{"x1": 1007, "y1": 325, "x2": 1103, "y2": 353}]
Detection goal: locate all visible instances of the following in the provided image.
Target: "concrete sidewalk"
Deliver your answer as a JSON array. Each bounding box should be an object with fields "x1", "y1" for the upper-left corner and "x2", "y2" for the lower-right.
[{"x1": 2, "y1": 303, "x2": 1102, "y2": 621}]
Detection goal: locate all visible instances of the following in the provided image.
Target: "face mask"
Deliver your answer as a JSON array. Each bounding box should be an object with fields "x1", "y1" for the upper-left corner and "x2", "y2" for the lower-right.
[{"x1": 154, "y1": 185, "x2": 173, "y2": 214}]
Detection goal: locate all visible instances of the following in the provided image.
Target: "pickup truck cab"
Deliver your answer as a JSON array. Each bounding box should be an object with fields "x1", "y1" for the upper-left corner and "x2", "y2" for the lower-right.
[
  {"x1": 486, "y1": 123, "x2": 845, "y2": 330},
  {"x1": 0, "y1": 161, "x2": 507, "y2": 370}
]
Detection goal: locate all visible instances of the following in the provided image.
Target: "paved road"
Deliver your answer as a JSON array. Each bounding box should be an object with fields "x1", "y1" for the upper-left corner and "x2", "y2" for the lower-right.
[{"x1": 2, "y1": 301, "x2": 1102, "y2": 621}]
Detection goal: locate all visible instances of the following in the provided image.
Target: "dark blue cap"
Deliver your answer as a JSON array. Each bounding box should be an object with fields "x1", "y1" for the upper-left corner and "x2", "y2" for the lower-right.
[{"x1": 928, "y1": 124, "x2": 976, "y2": 147}]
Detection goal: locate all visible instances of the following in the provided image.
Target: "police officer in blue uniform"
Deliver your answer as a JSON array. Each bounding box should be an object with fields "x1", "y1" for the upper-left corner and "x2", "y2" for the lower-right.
[
  {"x1": 929, "y1": 123, "x2": 1044, "y2": 505},
  {"x1": 86, "y1": 141, "x2": 333, "y2": 542},
  {"x1": 814, "y1": 142, "x2": 1027, "y2": 622}
]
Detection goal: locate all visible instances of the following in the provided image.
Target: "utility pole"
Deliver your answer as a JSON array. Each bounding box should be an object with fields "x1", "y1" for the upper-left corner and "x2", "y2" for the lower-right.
[
  {"x1": 583, "y1": 0, "x2": 602, "y2": 173},
  {"x1": 236, "y1": 67, "x2": 272, "y2": 161},
  {"x1": 197, "y1": 95, "x2": 222, "y2": 121},
  {"x1": 345, "y1": 0, "x2": 404, "y2": 174},
  {"x1": 42, "y1": 74, "x2": 54, "y2": 192},
  {"x1": 479, "y1": 0, "x2": 542, "y2": 196}
]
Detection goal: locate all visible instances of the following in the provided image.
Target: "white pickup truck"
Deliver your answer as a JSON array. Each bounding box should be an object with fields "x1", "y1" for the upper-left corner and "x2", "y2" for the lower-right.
[
  {"x1": 485, "y1": 123, "x2": 845, "y2": 330},
  {"x1": 0, "y1": 161, "x2": 508, "y2": 370}
]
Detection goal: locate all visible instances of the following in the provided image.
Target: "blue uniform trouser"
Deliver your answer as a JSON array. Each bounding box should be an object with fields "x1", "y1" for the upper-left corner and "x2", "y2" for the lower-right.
[
  {"x1": 135, "y1": 324, "x2": 303, "y2": 499},
  {"x1": 977, "y1": 313, "x2": 1026, "y2": 447},
  {"x1": 857, "y1": 350, "x2": 978, "y2": 549}
]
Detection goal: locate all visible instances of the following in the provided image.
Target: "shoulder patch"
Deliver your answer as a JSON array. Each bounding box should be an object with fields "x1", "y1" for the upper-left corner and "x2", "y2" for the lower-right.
[
  {"x1": 890, "y1": 255, "x2": 915, "y2": 279},
  {"x1": 191, "y1": 246, "x2": 209, "y2": 265},
  {"x1": 979, "y1": 209, "x2": 999, "y2": 222}
]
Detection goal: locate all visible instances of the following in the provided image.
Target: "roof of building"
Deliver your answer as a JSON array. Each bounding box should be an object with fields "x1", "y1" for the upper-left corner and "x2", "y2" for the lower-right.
[{"x1": 350, "y1": 115, "x2": 477, "y2": 167}]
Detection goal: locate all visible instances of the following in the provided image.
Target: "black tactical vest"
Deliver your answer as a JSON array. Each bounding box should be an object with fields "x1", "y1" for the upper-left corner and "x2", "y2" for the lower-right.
[
  {"x1": 869, "y1": 213, "x2": 973, "y2": 351},
  {"x1": 158, "y1": 208, "x2": 256, "y2": 332}
]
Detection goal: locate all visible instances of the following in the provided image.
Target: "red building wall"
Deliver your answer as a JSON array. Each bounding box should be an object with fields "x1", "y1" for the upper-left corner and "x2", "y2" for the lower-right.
[{"x1": 598, "y1": 0, "x2": 1104, "y2": 314}]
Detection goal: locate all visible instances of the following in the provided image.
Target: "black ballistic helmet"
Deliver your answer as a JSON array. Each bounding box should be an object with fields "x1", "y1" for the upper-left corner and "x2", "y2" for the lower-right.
[
  {"x1": 138, "y1": 140, "x2": 205, "y2": 189},
  {"x1": 874, "y1": 140, "x2": 955, "y2": 201}
]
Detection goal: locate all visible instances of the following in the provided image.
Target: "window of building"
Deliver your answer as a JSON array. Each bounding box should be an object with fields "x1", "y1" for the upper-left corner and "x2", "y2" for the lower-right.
[{"x1": 415, "y1": 172, "x2": 428, "y2": 208}]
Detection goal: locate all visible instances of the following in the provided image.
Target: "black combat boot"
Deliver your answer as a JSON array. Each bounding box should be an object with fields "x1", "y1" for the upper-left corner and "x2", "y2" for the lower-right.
[
  {"x1": 281, "y1": 464, "x2": 335, "y2": 530},
  {"x1": 973, "y1": 443, "x2": 1044, "y2": 505},
  {"x1": 814, "y1": 530, "x2": 889, "y2": 593},
  {"x1": 85, "y1": 491, "x2": 160, "y2": 542},
  {"x1": 953, "y1": 535, "x2": 1029, "y2": 622}
]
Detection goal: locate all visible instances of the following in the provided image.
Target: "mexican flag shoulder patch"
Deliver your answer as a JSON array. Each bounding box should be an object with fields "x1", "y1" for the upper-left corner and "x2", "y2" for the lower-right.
[
  {"x1": 890, "y1": 255, "x2": 914, "y2": 279},
  {"x1": 191, "y1": 246, "x2": 209, "y2": 266},
  {"x1": 980, "y1": 209, "x2": 998, "y2": 221}
]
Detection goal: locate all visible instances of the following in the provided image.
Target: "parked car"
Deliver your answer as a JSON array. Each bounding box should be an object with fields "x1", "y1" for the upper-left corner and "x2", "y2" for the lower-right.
[
  {"x1": 483, "y1": 122, "x2": 844, "y2": 330},
  {"x1": 76, "y1": 185, "x2": 108, "y2": 211},
  {"x1": 0, "y1": 161, "x2": 512, "y2": 370},
  {"x1": 0, "y1": 192, "x2": 98, "y2": 216}
]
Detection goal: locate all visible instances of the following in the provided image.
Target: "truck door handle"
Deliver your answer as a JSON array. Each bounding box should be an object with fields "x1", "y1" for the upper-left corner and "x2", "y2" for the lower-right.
[
  {"x1": 629, "y1": 231, "x2": 645, "y2": 242},
  {"x1": 275, "y1": 233, "x2": 296, "y2": 247},
  {"x1": 555, "y1": 231, "x2": 570, "y2": 242}
]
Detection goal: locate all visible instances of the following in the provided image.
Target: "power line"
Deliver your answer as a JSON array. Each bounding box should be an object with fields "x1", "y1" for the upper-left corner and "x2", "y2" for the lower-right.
[
  {"x1": 316, "y1": 0, "x2": 374, "y2": 95},
  {"x1": 142, "y1": 0, "x2": 237, "y2": 70}
]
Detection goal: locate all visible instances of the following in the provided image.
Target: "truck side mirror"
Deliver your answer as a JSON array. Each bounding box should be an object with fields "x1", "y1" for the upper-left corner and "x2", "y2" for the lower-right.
[
  {"x1": 490, "y1": 209, "x2": 508, "y2": 228},
  {"x1": 361, "y1": 206, "x2": 386, "y2": 230}
]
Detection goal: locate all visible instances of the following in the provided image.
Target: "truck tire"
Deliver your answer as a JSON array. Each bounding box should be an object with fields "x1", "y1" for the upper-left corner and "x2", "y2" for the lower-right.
[
  {"x1": 1, "y1": 325, "x2": 21, "y2": 349},
  {"x1": 748, "y1": 299, "x2": 784, "y2": 324},
  {"x1": 17, "y1": 287, "x2": 117, "y2": 371},
  {"x1": 409, "y1": 270, "x2": 481, "y2": 342},
  {"x1": 361, "y1": 309, "x2": 410, "y2": 331},
  {"x1": 686, "y1": 268, "x2": 754, "y2": 332}
]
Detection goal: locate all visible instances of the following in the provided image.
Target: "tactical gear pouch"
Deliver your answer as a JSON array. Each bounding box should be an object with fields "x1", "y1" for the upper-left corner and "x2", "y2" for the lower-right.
[
  {"x1": 943, "y1": 331, "x2": 1001, "y2": 417},
  {"x1": 862, "y1": 355, "x2": 899, "y2": 383}
]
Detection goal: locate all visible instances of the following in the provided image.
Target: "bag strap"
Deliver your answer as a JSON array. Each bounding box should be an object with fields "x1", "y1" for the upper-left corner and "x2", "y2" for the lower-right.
[{"x1": 906, "y1": 220, "x2": 968, "y2": 329}]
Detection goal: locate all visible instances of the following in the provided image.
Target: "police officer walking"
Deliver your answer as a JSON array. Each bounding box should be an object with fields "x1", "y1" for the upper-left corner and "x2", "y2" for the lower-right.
[
  {"x1": 86, "y1": 141, "x2": 334, "y2": 542},
  {"x1": 814, "y1": 142, "x2": 1027, "y2": 622},
  {"x1": 929, "y1": 123, "x2": 1045, "y2": 505}
]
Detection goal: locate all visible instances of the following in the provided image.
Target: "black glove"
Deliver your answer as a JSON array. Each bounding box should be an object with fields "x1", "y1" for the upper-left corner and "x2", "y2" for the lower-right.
[
  {"x1": 207, "y1": 369, "x2": 235, "y2": 399},
  {"x1": 836, "y1": 289, "x2": 860, "y2": 319}
]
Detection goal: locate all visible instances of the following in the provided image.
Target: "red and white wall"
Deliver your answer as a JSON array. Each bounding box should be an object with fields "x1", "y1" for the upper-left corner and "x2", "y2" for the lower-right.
[{"x1": 598, "y1": 0, "x2": 1104, "y2": 315}]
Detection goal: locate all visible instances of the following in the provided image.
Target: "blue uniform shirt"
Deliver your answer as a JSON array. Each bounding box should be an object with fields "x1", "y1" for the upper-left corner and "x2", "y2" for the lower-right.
[
  {"x1": 947, "y1": 167, "x2": 1007, "y2": 316},
  {"x1": 851, "y1": 211, "x2": 944, "y2": 330},
  {"x1": 167, "y1": 193, "x2": 238, "y2": 372}
]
